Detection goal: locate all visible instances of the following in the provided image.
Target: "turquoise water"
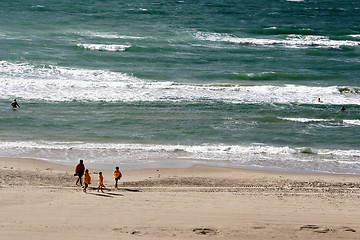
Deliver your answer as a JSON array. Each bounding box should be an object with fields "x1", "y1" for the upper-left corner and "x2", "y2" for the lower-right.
[{"x1": 0, "y1": 0, "x2": 359, "y2": 173}]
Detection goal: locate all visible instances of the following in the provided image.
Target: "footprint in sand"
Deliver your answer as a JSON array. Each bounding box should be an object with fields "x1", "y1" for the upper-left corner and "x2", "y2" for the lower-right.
[
  {"x1": 300, "y1": 225, "x2": 332, "y2": 233},
  {"x1": 299, "y1": 225, "x2": 356, "y2": 234},
  {"x1": 299, "y1": 225, "x2": 320, "y2": 230},
  {"x1": 338, "y1": 226, "x2": 356, "y2": 232},
  {"x1": 193, "y1": 228, "x2": 220, "y2": 235},
  {"x1": 313, "y1": 228, "x2": 333, "y2": 233},
  {"x1": 131, "y1": 230, "x2": 142, "y2": 235}
]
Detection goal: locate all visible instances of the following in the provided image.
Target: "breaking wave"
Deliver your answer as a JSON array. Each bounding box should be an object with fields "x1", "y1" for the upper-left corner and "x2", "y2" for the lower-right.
[
  {"x1": 0, "y1": 140, "x2": 359, "y2": 173},
  {"x1": 1, "y1": 61, "x2": 359, "y2": 105},
  {"x1": 77, "y1": 43, "x2": 131, "y2": 52},
  {"x1": 194, "y1": 32, "x2": 360, "y2": 49},
  {"x1": 343, "y1": 120, "x2": 360, "y2": 126},
  {"x1": 279, "y1": 118, "x2": 331, "y2": 123}
]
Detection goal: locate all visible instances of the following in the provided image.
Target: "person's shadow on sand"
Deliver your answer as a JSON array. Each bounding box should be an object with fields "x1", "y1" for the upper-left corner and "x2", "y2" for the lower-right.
[
  {"x1": 88, "y1": 192, "x2": 124, "y2": 198},
  {"x1": 87, "y1": 188, "x2": 124, "y2": 198}
]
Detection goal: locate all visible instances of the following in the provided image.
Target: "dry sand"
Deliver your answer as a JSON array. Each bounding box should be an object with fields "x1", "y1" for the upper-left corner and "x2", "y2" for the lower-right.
[{"x1": 0, "y1": 157, "x2": 359, "y2": 240}]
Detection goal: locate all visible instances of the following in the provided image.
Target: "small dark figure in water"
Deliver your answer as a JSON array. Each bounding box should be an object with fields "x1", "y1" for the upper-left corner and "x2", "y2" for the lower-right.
[
  {"x1": 340, "y1": 105, "x2": 346, "y2": 111},
  {"x1": 11, "y1": 99, "x2": 20, "y2": 108}
]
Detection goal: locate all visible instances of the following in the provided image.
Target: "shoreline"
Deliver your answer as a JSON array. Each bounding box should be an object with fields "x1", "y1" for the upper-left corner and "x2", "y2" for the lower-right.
[
  {"x1": 1, "y1": 156, "x2": 360, "y2": 192},
  {"x1": 1, "y1": 157, "x2": 360, "y2": 240},
  {"x1": 2, "y1": 141, "x2": 359, "y2": 175},
  {"x1": 3, "y1": 155, "x2": 360, "y2": 176}
]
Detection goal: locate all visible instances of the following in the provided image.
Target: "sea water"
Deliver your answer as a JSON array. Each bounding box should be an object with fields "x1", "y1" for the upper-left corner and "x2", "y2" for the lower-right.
[{"x1": 0, "y1": 0, "x2": 359, "y2": 174}]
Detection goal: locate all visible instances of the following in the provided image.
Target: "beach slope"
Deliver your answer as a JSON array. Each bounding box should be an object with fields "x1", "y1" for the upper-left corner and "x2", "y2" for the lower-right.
[{"x1": 0, "y1": 157, "x2": 359, "y2": 240}]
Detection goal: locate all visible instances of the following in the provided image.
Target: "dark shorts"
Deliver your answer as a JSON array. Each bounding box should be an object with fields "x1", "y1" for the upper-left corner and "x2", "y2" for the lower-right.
[
  {"x1": 75, "y1": 172, "x2": 83, "y2": 177},
  {"x1": 115, "y1": 177, "x2": 121, "y2": 180}
]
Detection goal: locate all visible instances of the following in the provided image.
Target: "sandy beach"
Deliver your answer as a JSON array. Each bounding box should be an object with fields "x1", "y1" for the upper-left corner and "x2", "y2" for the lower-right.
[{"x1": 0, "y1": 157, "x2": 359, "y2": 240}]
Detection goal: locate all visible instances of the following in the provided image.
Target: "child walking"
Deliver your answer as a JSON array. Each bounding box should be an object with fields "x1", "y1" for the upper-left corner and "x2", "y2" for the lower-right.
[
  {"x1": 97, "y1": 172, "x2": 105, "y2": 193},
  {"x1": 113, "y1": 166, "x2": 122, "y2": 190},
  {"x1": 83, "y1": 169, "x2": 91, "y2": 193}
]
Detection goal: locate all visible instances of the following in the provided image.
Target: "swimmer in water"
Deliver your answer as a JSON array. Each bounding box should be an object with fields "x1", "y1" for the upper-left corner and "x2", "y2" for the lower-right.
[{"x1": 11, "y1": 99, "x2": 20, "y2": 108}]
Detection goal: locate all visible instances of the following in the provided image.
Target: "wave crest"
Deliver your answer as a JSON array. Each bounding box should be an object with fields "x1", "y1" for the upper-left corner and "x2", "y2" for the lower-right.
[
  {"x1": 343, "y1": 120, "x2": 360, "y2": 126},
  {"x1": 1, "y1": 61, "x2": 359, "y2": 105},
  {"x1": 77, "y1": 43, "x2": 131, "y2": 52},
  {"x1": 194, "y1": 32, "x2": 360, "y2": 49},
  {"x1": 1, "y1": 141, "x2": 359, "y2": 173}
]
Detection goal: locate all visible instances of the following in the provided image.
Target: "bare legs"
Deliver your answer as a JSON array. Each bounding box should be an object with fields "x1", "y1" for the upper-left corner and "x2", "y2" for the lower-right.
[{"x1": 76, "y1": 176, "x2": 83, "y2": 186}]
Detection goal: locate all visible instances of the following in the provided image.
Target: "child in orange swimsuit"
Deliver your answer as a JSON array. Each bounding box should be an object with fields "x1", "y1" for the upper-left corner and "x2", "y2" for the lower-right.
[
  {"x1": 113, "y1": 166, "x2": 122, "y2": 190},
  {"x1": 97, "y1": 172, "x2": 105, "y2": 193},
  {"x1": 83, "y1": 169, "x2": 91, "y2": 193}
]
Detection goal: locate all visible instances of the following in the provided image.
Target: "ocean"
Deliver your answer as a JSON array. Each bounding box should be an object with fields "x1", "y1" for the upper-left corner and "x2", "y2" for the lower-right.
[{"x1": 1, "y1": 0, "x2": 359, "y2": 174}]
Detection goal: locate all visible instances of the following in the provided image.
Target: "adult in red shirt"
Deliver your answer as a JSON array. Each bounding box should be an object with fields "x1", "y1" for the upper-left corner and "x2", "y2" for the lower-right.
[{"x1": 75, "y1": 159, "x2": 85, "y2": 186}]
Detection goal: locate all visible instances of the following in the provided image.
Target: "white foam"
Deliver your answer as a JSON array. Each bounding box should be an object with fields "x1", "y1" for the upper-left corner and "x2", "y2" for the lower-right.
[
  {"x1": 343, "y1": 119, "x2": 360, "y2": 126},
  {"x1": 1, "y1": 140, "x2": 358, "y2": 159},
  {"x1": 194, "y1": 32, "x2": 360, "y2": 49},
  {"x1": 1, "y1": 140, "x2": 359, "y2": 173},
  {"x1": 279, "y1": 117, "x2": 331, "y2": 123},
  {"x1": 77, "y1": 43, "x2": 131, "y2": 52},
  {"x1": 76, "y1": 31, "x2": 146, "y2": 39},
  {"x1": 0, "y1": 61, "x2": 138, "y2": 82},
  {"x1": 349, "y1": 34, "x2": 360, "y2": 39},
  {"x1": 1, "y1": 61, "x2": 359, "y2": 104}
]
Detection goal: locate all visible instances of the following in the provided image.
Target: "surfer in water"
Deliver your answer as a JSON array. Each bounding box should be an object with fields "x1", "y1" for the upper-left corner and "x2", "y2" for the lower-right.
[
  {"x1": 11, "y1": 99, "x2": 20, "y2": 109},
  {"x1": 340, "y1": 105, "x2": 346, "y2": 111}
]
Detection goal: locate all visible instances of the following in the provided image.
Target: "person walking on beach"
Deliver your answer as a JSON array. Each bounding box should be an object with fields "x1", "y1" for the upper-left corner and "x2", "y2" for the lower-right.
[
  {"x1": 11, "y1": 99, "x2": 20, "y2": 109},
  {"x1": 74, "y1": 159, "x2": 85, "y2": 186},
  {"x1": 113, "y1": 166, "x2": 122, "y2": 190},
  {"x1": 97, "y1": 172, "x2": 105, "y2": 193},
  {"x1": 83, "y1": 169, "x2": 91, "y2": 193}
]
